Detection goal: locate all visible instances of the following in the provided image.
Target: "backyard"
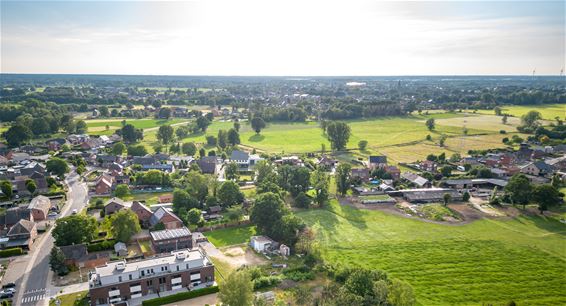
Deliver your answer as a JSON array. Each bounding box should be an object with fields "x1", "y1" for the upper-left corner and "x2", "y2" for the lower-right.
[{"x1": 203, "y1": 225, "x2": 256, "y2": 247}]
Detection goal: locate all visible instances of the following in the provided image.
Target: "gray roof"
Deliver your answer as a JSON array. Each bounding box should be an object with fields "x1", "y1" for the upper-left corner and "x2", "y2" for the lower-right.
[
  {"x1": 401, "y1": 172, "x2": 429, "y2": 187},
  {"x1": 369, "y1": 156, "x2": 387, "y2": 164},
  {"x1": 60, "y1": 244, "x2": 88, "y2": 260},
  {"x1": 150, "y1": 227, "x2": 191, "y2": 241},
  {"x1": 230, "y1": 150, "x2": 249, "y2": 161}
]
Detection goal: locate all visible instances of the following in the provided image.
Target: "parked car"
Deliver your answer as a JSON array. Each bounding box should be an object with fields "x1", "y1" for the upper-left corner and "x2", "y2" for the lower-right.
[
  {"x1": 2, "y1": 288, "x2": 15, "y2": 294},
  {"x1": 0, "y1": 292, "x2": 13, "y2": 299},
  {"x1": 72, "y1": 209, "x2": 78, "y2": 215},
  {"x1": 1, "y1": 283, "x2": 15, "y2": 289}
]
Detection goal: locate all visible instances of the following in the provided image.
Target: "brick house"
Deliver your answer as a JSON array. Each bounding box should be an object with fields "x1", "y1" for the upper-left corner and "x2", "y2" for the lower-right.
[
  {"x1": 104, "y1": 198, "x2": 131, "y2": 215},
  {"x1": 28, "y1": 195, "x2": 51, "y2": 221},
  {"x1": 149, "y1": 207, "x2": 183, "y2": 229},
  {"x1": 131, "y1": 201, "x2": 153, "y2": 228},
  {"x1": 7, "y1": 219, "x2": 37, "y2": 250}
]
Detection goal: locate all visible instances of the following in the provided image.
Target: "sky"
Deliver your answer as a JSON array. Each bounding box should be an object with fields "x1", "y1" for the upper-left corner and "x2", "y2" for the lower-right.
[{"x1": 1, "y1": 0, "x2": 564, "y2": 76}]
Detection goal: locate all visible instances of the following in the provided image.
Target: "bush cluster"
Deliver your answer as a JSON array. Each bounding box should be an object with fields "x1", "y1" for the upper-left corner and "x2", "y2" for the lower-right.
[{"x1": 142, "y1": 286, "x2": 219, "y2": 306}]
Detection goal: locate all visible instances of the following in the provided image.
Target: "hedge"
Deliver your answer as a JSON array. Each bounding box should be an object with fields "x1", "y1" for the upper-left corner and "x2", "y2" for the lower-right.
[
  {"x1": 87, "y1": 239, "x2": 116, "y2": 252},
  {"x1": 0, "y1": 247, "x2": 23, "y2": 258},
  {"x1": 142, "y1": 286, "x2": 219, "y2": 306}
]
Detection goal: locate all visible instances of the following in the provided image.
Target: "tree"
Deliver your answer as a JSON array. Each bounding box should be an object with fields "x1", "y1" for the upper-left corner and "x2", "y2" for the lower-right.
[
  {"x1": 520, "y1": 110, "x2": 542, "y2": 130},
  {"x1": 532, "y1": 184, "x2": 562, "y2": 213},
  {"x1": 158, "y1": 107, "x2": 172, "y2": 119},
  {"x1": 113, "y1": 184, "x2": 130, "y2": 198},
  {"x1": 75, "y1": 120, "x2": 88, "y2": 133},
  {"x1": 127, "y1": 144, "x2": 148, "y2": 156},
  {"x1": 551, "y1": 174, "x2": 563, "y2": 188},
  {"x1": 443, "y1": 193, "x2": 451, "y2": 206},
  {"x1": 218, "y1": 130, "x2": 228, "y2": 150},
  {"x1": 173, "y1": 189, "x2": 199, "y2": 211},
  {"x1": 440, "y1": 166, "x2": 452, "y2": 177},
  {"x1": 294, "y1": 286, "x2": 312, "y2": 306},
  {"x1": 52, "y1": 215, "x2": 97, "y2": 246},
  {"x1": 336, "y1": 163, "x2": 352, "y2": 196},
  {"x1": 227, "y1": 128, "x2": 241, "y2": 146},
  {"x1": 49, "y1": 246, "x2": 69, "y2": 276},
  {"x1": 31, "y1": 118, "x2": 50, "y2": 135},
  {"x1": 112, "y1": 142, "x2": 126, "y2": 155},
  {"x1": 326, "y1": 121, "x2": 351, "y2": 151},
  {"x1": 494, "y1": 106, "x2": 502, "y2": 116},
  {"x1": 199, "y1": 148, "x2": 206, "y2": 157},
  {"x1": 505, "y1": 174, "x2": 532, "y2": 208},
  {"x1": 110, "y1": 210, "x2": 141, "y2": 243},
  {"x1": 311, "y1": 169, "x2": 329, "y2": 206},
  {"x1": 25, "y1": 179, "x2": 37, "y2": 194},
  {"x1": 120, "y1": 124, "x2": 143, "y2": 143},
  {"x1": 176, "y1": 125, "x2": 190, "y2": 139},
  {"x1": 4, "y1": 124, "x2": 32, "y2": 147},
  {"x1": 425, "y1": 118, "x2": 435, "y2": 131},
  {"x1": 251, "y1": 117, "x2": 266, "y2": 134},
  {"x1": 387, "y1": 279, "x2": 416, "y2": 306},
  {"x1": 233, "y1": 121, "x2": 241, "y2": 132},
  {"x1": 182, "y1": 142, "x2": 197, "y2": 156},
  {"x1": 46, "y1": 157, "x2": 69, "y2": 177},
  {"x1": 185, "y1": 171, "x2": 209, "y2": 203},
  {"x1": 250, "y1": 192, "x2": 286, "y2": 235},
  {"x1": 358, "y1": 140, "x2": 368, "y2": 151},
  {"x1": 99, "y1": 106, "x2": 109, "y2": 117},
  {"x1": 218, "y1": 270, "x2": 253, "y2": 306},
  {"x1": 255, "y1": 160, "x2": 277, "y2": 186},
  {"x1": 462, "y1": 191, "x2": 470, "y2": 202},
  {"x1": 206, "y1": 135, "x2": 217, "y2": 146},
  {"x1": 272, "y1": 213, "x2": 305, "y2": 246},
  {"x1": 217, "y1": 181, "x2": 244, "y2": 207},
  {"x1": 294, "y1": 192, "x2": 311, "y2": 208},
  {"x1": 0, "y1": 181, "x2": 12, "y2": 199},
  {"x1": 157, "y1": 125, "x2": 174, "y2": 145},
  {"x1": 196, "y1": 116, "x2": 211, "y2": 132},
  {"x1": 225, "y1": 162, "x2": 240, "y2": 181},
  {"x1": 439, "y1": 134, "x2": 447, "y2": 147},
  {"x1": 186, "y1": 208, "x2": 203, "y2": 225},
  {"x1": 502, "y1": 114, "x2": 508, "y2": 124}
]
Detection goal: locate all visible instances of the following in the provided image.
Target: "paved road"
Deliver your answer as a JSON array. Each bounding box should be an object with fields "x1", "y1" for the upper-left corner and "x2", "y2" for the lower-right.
[{"x1": 15, "y1": 171, "x2": 89, "y2": 306}]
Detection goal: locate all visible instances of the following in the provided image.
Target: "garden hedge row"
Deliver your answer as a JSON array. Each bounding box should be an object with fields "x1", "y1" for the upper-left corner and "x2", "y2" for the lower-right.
[
  {"x1": 87, "y1": 239, "x2": 116, "y2": 252},
  {"x1": 0, "y1": 247, "x2": 23, "y2": 258},
  {"x1": 142, "y1": 286, "x2": 219, "y2": 306}
]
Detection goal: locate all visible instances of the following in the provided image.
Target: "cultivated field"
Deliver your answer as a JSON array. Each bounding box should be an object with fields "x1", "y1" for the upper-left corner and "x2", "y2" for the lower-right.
[{"x1": 297, "y1": 200, "x2": 566, "y2": 305}]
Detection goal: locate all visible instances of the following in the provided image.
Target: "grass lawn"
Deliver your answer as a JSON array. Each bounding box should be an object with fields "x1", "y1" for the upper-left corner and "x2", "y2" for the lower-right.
[
  {"x1": 86, "y1": 118, "x2": 188, "y2": 135},
  {"x1": 203, "y1": 225, "x2": 256, "y2": 247},
  {"x1": 476, "y1": 103, "x2": 565, "y2": 120},
  {"x1": 50, "y1": 290, "x2": 89, "y2": 306},
  {"x1": 139, "y1": 240, "x2": 152, "y2": 253},
  {"x1": 297, "y1": 200, "x2": 566, "y2": 305}
]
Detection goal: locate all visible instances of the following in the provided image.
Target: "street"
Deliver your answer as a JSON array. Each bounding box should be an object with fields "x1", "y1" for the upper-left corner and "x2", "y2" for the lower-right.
[{"x1": 13, "y1": 171, "x2": 89, "y2": 306}]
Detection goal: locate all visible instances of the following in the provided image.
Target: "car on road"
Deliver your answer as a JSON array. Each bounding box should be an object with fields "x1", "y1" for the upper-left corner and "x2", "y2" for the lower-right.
[
  {"x1": 72, "y1": 209, "x2": 78, "y2": 215},
  {"x1": 48, "y1": 212, "x2": 58, "y2": 219}
]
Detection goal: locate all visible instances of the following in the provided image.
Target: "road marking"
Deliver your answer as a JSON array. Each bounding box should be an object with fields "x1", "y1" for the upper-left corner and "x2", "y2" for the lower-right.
[{"x1": 21, "y1": 293, "x2": 46, "y2": 304}]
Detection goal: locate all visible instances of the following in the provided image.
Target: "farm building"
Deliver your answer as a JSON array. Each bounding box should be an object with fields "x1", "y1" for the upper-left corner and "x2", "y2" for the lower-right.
[{"x1": 399, "y1": 188, "x2": 462, "y2": 203}]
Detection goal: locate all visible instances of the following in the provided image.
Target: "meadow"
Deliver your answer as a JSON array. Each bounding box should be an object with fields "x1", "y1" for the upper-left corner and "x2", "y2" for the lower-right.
[
  {"x1": 297, "y1": 200, "x2": 566, "y2": 305},
  {"x1": 203, "y1": 225, "x2": 256, "y2": 247},
  {"x1": 476, "y1": 103, "x2": 565, "y2": 120},
  {"x1": 86, "y1": 118, "x2": 188, "y2": 135}
]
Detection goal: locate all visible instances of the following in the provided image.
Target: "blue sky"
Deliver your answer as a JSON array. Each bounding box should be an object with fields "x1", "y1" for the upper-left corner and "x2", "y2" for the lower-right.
[{"x1": 1, "y1": 0, "x2": 564, "y2": 75}]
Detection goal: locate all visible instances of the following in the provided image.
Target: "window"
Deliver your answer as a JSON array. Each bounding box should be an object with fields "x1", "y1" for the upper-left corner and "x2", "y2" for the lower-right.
[
  {"x1": 141, "y1": 271, "x2": 145, "y2": 276},
  {"x1": 118, "y1": 276, "x2": 122, "y2": 282},
  {"x1": 147, "y1": 280, "x2": 153, "y2": 286},
  {"x1": 176, "y1": 266, "x2": 179, "y2": 271},
  {"x1": 129, "y1": 274, "x2": 132, "y2": 280},
  {"x1": 159, "y1": 277, "x2": 166, "y2": 284},
  {"x1": 186, "y1": 264, "x2": 189, "y2": 269}
]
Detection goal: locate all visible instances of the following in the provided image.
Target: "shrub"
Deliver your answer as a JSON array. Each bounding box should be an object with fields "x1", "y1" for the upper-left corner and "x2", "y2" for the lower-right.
[
  {"x1": 142, "y1": 286, "x2": 219, "y2": 306},
  {"x1": 87, "y1": 239, "x2": 116, "y2": 252},
  {"x1": 253, "y1": 276, "x2": 281, "y2": 290},
  {"x1": 499, "y1": 130, "x2": 507, "y2": 134},
  {"x1": 0, "y1": 248, "x2": 23, "y2": 258},
  {"x1": 283, "y1": 266, "x2": 315, "y2": 281}
]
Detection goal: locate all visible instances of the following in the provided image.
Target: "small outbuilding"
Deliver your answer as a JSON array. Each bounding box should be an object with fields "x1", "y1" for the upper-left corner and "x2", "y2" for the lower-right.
[{"x1": 114, "y1": 242, "x2": 128, "y2": 257}]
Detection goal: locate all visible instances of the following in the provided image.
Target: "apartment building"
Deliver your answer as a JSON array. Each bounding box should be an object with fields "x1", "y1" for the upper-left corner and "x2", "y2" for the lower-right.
[{"x1": 88, "y1": 248, "x2": 214, "y2": 305}]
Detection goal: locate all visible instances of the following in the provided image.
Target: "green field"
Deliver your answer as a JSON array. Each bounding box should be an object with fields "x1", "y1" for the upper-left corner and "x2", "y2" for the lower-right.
[
  {"x1": 86, "y1": 118, "x2": 188, "y2": 135},
  {"x1": 476, "y1": 103, "x2": 565, "y2": 120},
  {"x1": 297, "y1": 200, "x2": 566, "y2": 305},
  {"x1": 203, "y1": 225, "x2": 256, "y2": 247}
]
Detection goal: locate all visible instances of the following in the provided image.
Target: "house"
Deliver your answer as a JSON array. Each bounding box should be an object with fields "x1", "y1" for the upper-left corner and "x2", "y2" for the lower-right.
[
  {"x1": 351, "y1": 168, "x2": 370, "y2": 181},
  {"x1": 274, "y1": 156, "x2": 303, "y2": 166},
  {"x1": 131, "y1": 201, "x2": 153, "y2": 227},
  {"x1": 141, "y1": 164, "x2": 174, "y2": 173},
  {"x1": 192, "y1": 232, "x2": 208, "y2": 245},
  {"x1": 149, "y1": 207, "x2": 183, "y2": 229},
  {"x1": 230, "y1": 150, "x2": 262, "y2": 170},
  {"x1": 97, "y1": 155, "x2": 118, "y2": 168},
  {"x1": 158, "y1": 194, "x2": 173, "y2": 203},
  {"x1": 150, "y1": 227, "x2": 192, "y2": 253},
  {"x1": 250, "y1": 235, "x2": 278, "y2": 253},
  {"x1": 104, "y1": 198, "x2": 131, "y2": 215},
  {"x1": 95, "y1": 174, "x2": 115, "y2": 195},
  {"x1": 317, "y1": 155, "x2": 337, "y2": 169},
  {"x1": 419, "y1": 160, "x2": 437, "y2": 172},
  {"x1": 60, "y1": 244, "x2": 109, "y2": 269},
  {"x1": 0, "y1": 206, "x2": 32, "y2": 230},
  {"x1": 520, "y1": 161, "x2": 555, "y2": 177},
  {"x1": 6, "y1": 219, "x2": 37, "y2": 249},
  {"x1": 384, "y1": 166, "x2": 401, "y2": 180},
  {"x1": 369, "y1": 156, "x2": 387, "y2": 168},
  {"x1": 195, "y1": 157, "x2": 218, "y2": 174},
  {"x1": 114, "y1": 242, "x2": 128, "y2": 257},
  {"x1": 279, "y1": 244, "x2": 291, "y2": 256},
  {"x1": 109, "y1": 163, "x2": 124, "y2": 175},
  {"x1": 132, "y1": 156, "x2": 157, "y2": 166},
  {"x1": 545, "y1": 156, "x2": 566, "y2": 171},
  {"x1": 28, "y1": 195, "x2": 51, "y2": 221},
  {"x1": 401, "y1": 172, "x2": 430, "y2": 188},
  {"x1": 88, "y1": 249, "x2": 215, "y2": 306}
]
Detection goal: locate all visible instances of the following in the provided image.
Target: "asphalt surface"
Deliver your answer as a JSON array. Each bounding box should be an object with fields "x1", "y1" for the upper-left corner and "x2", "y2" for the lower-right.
[{"x1": 15, "y1": 171, "x2": 89, "y2": 306}]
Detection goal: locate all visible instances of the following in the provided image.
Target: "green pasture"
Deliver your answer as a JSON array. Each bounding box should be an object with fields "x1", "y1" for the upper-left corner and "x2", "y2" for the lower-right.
[
  {"x1": 297, "y1": 200, "x2": 566, "y2": 305},
  {"x1": 476, "y1": 103, "x2": 565, "y2": 120},
  {"x1": 86, "y1": 118, "x2": 188, "y2": 135}
]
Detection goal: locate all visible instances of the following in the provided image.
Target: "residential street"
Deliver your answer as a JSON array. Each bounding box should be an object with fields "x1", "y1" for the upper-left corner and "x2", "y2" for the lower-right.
[{"x1": 14, "y1": 171, "x2": 89, "y2": 306}]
